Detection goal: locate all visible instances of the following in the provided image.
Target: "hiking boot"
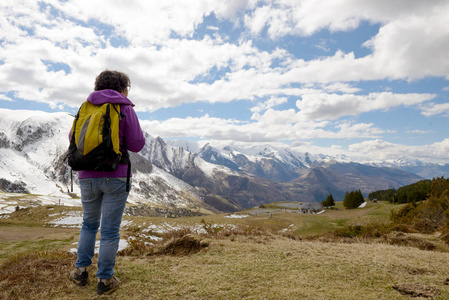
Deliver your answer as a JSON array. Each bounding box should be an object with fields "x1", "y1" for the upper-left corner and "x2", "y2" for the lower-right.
[
  {"x1": 69, "y1": 267, "x2": 89, "y2": 286},
  {"x1": 97, "y1": 277, "x2": 121, "y2": 295}
]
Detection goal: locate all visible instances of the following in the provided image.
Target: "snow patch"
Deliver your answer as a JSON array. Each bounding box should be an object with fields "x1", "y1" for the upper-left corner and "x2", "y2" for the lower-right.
[
  {"x1": 0, "y1": 193, "x2": 81, "y2": 216},
  {"x1": 225, "y1": 214, "x2": 249, "y2": 218},
  {"x1": 48, "y1": 211, "x2": 83, "y2": 228},
  {"x1": 0, "y1": 204, "x2": 17, "y2": 214},
  {"x1": 70, "y1": 239, "x2": 128, "y2": 254},
  {"x1": 281, "y1": 224, "x2": 296, "y2": 232}
]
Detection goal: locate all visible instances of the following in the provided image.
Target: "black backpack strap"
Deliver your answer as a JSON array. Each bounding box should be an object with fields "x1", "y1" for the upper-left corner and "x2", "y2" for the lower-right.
[
  {"x1": 126, "y1": 160, "x2": 131, "y2": 192},
  {"x1": 117, "y1": 104, "x2": 131, "y2": 192}
]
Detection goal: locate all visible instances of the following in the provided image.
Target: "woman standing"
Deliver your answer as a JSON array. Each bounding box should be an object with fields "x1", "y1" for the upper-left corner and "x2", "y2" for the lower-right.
[{"x1": 69, "y1": 70, "x2": 145, "y2": 295}]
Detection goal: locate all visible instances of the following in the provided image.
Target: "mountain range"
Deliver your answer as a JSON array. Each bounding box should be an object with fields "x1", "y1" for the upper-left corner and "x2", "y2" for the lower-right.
[{"x1": 0, "y1": 108, "x2": 447, "y2": 214}]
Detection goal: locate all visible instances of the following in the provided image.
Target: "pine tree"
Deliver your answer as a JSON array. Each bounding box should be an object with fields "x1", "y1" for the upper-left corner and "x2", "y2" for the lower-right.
[
  {"x1": 321, "y1": 194, "x2": 335, "y2": 207},
  {"x1": 343, "y1": 190, "x2": 364, "y2": 209}
]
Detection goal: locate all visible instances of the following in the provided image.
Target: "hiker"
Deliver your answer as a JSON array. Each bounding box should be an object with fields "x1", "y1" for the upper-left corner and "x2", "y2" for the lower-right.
[{"x1": 69, "y1": 70, "x2": 145, "y2": 295}]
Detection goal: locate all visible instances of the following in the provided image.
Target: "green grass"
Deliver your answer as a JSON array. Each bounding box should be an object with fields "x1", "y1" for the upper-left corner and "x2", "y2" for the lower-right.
[
  {"x1": 240, "y1": 201, "x2": 396, "y2": 237},
  {"x1": 0, "y1": 224, "x2": 79, "y2": 261},
  {"x1": 259, "y1": 201, "x2": 302, "y2": 210},
  {"x1": 292, "y1": 216, "x2": 337, "y2": 236},
  {"x1": 4, "y1": 205, "x2": 82, "y2": 226},
  {"x1": 0, "y1": 238, "x2": 74, "y2": 259}
]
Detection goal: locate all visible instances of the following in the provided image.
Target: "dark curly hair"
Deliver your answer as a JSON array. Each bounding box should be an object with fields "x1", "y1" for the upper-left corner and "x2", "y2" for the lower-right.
[{"x1": 94, "y1": 70, "x2": 130, "y2": 93}]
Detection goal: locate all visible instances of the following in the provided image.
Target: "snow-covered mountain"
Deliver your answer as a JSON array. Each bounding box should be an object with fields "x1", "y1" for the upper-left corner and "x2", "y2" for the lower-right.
[
  {"x1": 0, "y1": 109, "x2": 214, "y2": 213},
  {"x1": 145, "y1": 137, "x2": 423, "y2": 202},
  {"x1": 168, "y1": 140, "x2": 449, "y2": 181},
  {"x1": 0, "y1": 109, "x2": 296, "y2": 213},
  {"x1": 141, "y1": 136, "x2": 293, "y2": 210},
  {"x1": 166, "y1": 141, "x2": 320, "y2": 182},
  {"x1": 0, "y1": 108, "x2": 434, "y2": 213},
  {"x1": 0, "y1": 109, "x2": 72, "y2": 196},
  {"x1": 368, "y1": 159, "x2": 449, "y2": 179}
]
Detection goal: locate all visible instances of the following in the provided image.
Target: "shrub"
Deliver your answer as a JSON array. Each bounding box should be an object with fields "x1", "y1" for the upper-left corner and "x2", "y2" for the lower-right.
[
  {"x1": 389, "y1": 223, "x2": 414, "y2": 233},
  {"x1": 390, "y1": 202, "x2": 419, "y2": 224},
  {"x1": 333, "y1": 225, "x2": 363, "y2": 238}
]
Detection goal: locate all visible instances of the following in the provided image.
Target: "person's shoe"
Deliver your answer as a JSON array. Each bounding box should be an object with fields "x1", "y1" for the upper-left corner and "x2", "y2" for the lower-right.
[
  {"x1": 97, "y1": 277, "x2": 121, "y2": 295},
  {"x1": 69, "y1": 267, "x2": 89, "y2": 286}
]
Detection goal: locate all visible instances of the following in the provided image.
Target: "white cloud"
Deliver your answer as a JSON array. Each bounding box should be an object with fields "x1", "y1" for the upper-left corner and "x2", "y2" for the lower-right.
[
  {"x1": 364, "y1": 10, "x2": 449, "y2": 80},
  {"x1": 1, "y1": 0, "x2": 448, "y2": 165},
  {"x1": 296, "y1": 92, "x2": 436, "y2": 121},
  {"x1": 420, "y1": 103, "x2": 449, "y2": 117},
  {"x1": 250, "y1": 97, "x2": 287, "y2": 114},
  {"x1": 244, "y1": 5, "x2": 272, "y2": 36},
  {"x1": 243, "y1": 1, "x2": 449, "y2": 81},
  {"x1": 321, "y1": 83, "x2": 361, "y2": 94},
  {"x1": 348, "y1": 138, "x2": 449, "y2": 163},
  {"x1": 405, "y1": 129, "x2": 432, "y2": 135},
  {"x1": 1, "y1": 1, "x2": 447, "y2": 112},
  {"x1": 140, "y1": 110, "x2": 384, "y2": 143},
  {"x1": 45, "y1": 0, "x2": 250, "y2": 46},
  {"x1": 0, "y1": 94, "x2": 12, "y2": 102},
  {"x1": 207, "y1": 26, "x2": 220, "y2": 31},
  {"x1": 335, "y1": 121, "x2": 384, "y2": 138},
  {"x1": 245, "y1": 0, "x2": 448, "y2": 38}
]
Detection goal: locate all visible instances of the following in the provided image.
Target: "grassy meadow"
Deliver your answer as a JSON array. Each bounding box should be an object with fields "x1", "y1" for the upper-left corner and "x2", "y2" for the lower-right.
[{"x1": 1, "y1": 199, "x2": 449, "y2": 299}]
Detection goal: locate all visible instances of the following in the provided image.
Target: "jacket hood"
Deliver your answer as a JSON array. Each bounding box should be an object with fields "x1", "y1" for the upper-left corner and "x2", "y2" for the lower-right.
[{"x1": 87, "y1": 89, "x2": 135, "y2": 107}]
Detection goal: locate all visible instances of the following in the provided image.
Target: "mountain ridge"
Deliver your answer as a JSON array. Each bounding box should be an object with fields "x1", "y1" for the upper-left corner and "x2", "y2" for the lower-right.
[{"x1": 0, "y1": 108, "x2": 435, "y2": 213}]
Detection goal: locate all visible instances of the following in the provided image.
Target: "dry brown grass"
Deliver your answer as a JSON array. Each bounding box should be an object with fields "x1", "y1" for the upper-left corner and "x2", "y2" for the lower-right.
[
  {"x1": 3, "y1": 202, "x2": 449, "y2": 299},
  {"x1": 0, "y1": 250, "x2": 77, "y2": 299},
  {"x1": 119, "y1": 231, "x2": 208, "y2": 257},
  {"x1": 158, "y1": 234, "x2": 208, "y2": 256},
  {"x1": 118, "y1": 221, "x2": 271, "y2": 257},
  {"x1": 2, "y1": 237, "x2": 449, "y2": 299},
  {"x1": 384, "y1": 232, "x2": 437, "y2": 251}
]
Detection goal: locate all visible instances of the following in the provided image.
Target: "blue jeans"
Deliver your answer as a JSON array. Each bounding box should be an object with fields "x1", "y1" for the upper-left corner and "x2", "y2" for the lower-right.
[{"x1": 75, "y1": 178, "x2": 129, "y2": 279}]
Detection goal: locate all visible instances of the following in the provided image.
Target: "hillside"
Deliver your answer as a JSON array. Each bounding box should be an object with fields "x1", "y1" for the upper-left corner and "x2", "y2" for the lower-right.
[
  {"x1": 286, "y1": 162, "x2": 422, "y2": 202},
  {"x1": 1, "y1": 199, "x2": 449, "y2": 299}
]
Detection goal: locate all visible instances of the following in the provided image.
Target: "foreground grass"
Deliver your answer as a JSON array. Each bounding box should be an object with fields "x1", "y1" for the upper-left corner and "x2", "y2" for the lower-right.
[
  {"x1": 2, "y1": 201, "x2": 449, "y2": 299},
  {"x1": 1, "y1": 236, "x2": 449, "y2": 299},
  {"x1": 118, "y1": 238, "x2": 449, "y2": 299}
]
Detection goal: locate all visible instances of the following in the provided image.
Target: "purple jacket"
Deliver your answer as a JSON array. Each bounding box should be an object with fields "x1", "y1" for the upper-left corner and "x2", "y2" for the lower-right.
[{"x1": 77, "y1": 89, "x2": 146, "y2": 179}]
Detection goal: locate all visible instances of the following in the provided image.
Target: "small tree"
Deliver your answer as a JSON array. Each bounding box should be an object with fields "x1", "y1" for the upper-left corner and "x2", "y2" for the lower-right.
[{"x1": 321, "y1": 194, "x2": 335, "y2": 207}]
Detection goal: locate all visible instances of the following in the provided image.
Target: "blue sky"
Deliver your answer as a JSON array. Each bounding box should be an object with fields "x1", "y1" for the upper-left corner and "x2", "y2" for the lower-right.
[{"x1": 1, "y1": 0, "x2": 449, "y2": 164}]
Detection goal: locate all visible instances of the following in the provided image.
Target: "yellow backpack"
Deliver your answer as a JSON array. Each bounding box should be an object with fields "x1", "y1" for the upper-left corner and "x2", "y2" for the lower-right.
[{"x1": 67, "y1": 101, "x2": 124, "y2": 171}]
